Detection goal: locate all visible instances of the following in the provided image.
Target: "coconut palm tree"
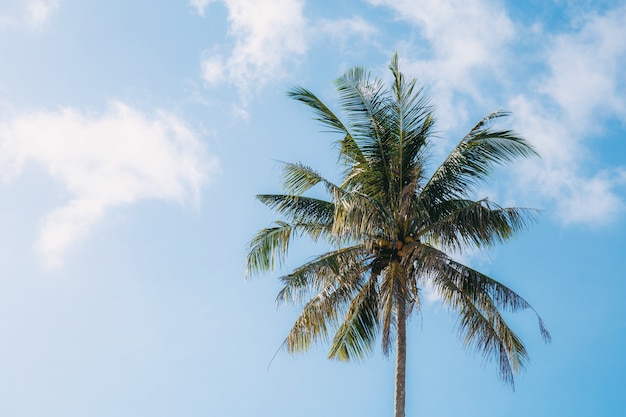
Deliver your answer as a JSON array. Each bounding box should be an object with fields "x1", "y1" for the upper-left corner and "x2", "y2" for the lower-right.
[{"x1": 246, "y1": 54, "x2": 550, "y2": 417}]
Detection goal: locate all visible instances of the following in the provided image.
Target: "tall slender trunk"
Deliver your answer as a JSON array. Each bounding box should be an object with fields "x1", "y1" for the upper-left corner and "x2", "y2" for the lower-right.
[{"x1": 394, "y1": 295, "x2": 407, "y2": 417}]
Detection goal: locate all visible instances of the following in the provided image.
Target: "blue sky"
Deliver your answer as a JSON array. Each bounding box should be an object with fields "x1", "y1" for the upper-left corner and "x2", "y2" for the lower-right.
[{"x1": 0, "y1": 0, "x2": 625, "y2": 416}]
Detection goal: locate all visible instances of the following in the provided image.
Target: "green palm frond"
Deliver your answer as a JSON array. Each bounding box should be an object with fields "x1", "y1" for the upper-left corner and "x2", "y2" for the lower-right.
[
  {"x1": 419, "y1": 199, "x2": 540, "y2": 252},
  {"x1": 286, "y1": 86, "x2": 350, "y2": 135},
  {"x1": 332, "y1": 190, "x2": 396, "y2": 242},
  {"x1": 280, "y1": 161, "x2": 344, "y2": 197},
  {"x1": 456, "y1": 291, "x2": 528, "y2": 386},
  {"x1": 246, "y1": 221, "x2": 293, "y2": 276},
  {"x1": 420, "y1": 255, "x2": 528, "y2": 385},
  {"x1": 334, "y1": 66, "x2": 387, "y2": 140},
  {"x1": 388, "y1": 53, "x2": 433, "y2": 179},
  {"x1": 286, "y1": 87, "x2": 366, "y2": 166},
  {"x1": 414, "y1": 244, "x2": 548, "y2": 324},
  {"x1": 422, "y1": 112, "x2": 537, "y2": 203},
  {"x1": 276, "y1": 245, "x2": 370, "y2": 305},
  {"x1": 256, "y1": 194, "x2": 334, "y2": 231},
  {"x1": 328, "y1": 275, "x2": 380, "y2": 361},
  {"x1": 416, "y1": 244, "x2": 551, "y2": 340},
  {"x1": 379, "y1": 261, "x2": 406, "y2": 356},
  {"x1": 334, "y1": 68, "x2": 394, "y2": 203},
  {"x1": 285, "y1": 274, "x2": 365, "y2": 353}
]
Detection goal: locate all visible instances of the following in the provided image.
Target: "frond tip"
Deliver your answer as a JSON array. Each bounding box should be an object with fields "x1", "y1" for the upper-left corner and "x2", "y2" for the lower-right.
[{"x1": 245, "y1": 221, "x2": 292, "y2": 276}]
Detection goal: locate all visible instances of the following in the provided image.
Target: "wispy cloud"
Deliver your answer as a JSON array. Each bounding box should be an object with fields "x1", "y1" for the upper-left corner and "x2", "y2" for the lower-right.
[
  {"x1": 0, "y1": 101, "x2": 219, "y2": 268},
  {"x1": 367, "y1": 0, "x2": 515, "y2": 129},
  {"x1": 196, "y1": 0, "x2": 379, "y2": 103},
  {"x1": 315, "y1": 16, "x2": 379, "y2": 45},
  {"x1": 540, "y1": 6, "x2": 626, "y2": 128},
  {"x1": 198, "y1": 0, "x2": 308, "y2": 98},
  {"x1": 510, "y1": 5, "x2": 626, "y2": 226},
  {"x1": 0, "y1": 0, "x2": 60, "y2": 29}
]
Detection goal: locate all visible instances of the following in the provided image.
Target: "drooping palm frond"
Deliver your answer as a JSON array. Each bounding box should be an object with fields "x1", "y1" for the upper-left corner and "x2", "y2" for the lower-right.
[
  {"x1": 420, "y1": 257, "x2": 528, "y2": 385},
  {"x1": 454, "y1": 290, "x2": 529, "y2": 387},
  {"x1": 276, "y1": 245, "x2": 370, "y2": 305},
  {"x1": 328, "y1": 275, "x2": 381, "y2": 361},
  {"x1": 413, "y1": 244, "x2": 551, "y2": 341},
  {"x1": 284, "y1": 269, "x2": 368, "y2": 353},
  {"x1": 379, "y1": 261, "x2": 408, "y2": 356},
  {"x1": 406, "y1": 243, "x2": 536, "y2": 311}
]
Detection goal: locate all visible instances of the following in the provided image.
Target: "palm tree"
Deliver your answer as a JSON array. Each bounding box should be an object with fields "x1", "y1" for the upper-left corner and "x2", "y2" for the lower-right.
[{"x1": 246, "y1": 54, "x2": 550, "y2": 417}]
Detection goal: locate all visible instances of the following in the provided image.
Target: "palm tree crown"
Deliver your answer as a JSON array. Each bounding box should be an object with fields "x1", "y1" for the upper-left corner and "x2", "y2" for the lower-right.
[{"x1": 246, "y1": 54, "x2": 549, "y2": 417}]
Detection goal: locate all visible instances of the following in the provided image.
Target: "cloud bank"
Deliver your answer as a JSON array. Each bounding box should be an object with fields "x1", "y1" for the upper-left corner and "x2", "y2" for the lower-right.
[
  {"x1": 0, "y1": 101, "x2": 218, "y2": 268},
  {"x1": 510, "y1": 5, "x2": 626, "y2": 226}
]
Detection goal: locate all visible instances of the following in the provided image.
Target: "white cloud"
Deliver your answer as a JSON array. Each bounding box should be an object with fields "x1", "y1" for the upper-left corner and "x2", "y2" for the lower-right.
[
  {"x1": 557, "y1": 171, "x2": 626, "y2": 225},
  {"x1": 197, "y1": 1, "x2": 382, "y2": 102},
  {"x1": 199, "y1": 0, "x2": 307, "y2": 97},
  {"x1": 367, "y1": 0, "x2": 515, "y2": 129},
  {"x1": 510, "y1": 95, "x2": 626, "y2": 227},
  {"x1": 0, "y1": 101, "x2": 219, "y2": 268},
  {"x1": 507, "y1": 6, "x2": 626, "y2": 227},
  {"x1": 540, "y1": 6, "x2": 626, "y2": 129},
  {"x1": 0, "y1": 0, "x2": 59, "y2": 29}
]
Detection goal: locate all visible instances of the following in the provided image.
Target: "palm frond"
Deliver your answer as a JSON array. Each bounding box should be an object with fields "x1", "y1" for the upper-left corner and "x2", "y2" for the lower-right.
[
  {"x1": 421, "y1": 111, "x2": 537, "y2": 203},
  {"x1": 276, "y1": 245, "x2": 370, "y2": 305},
  {"x1": 334, "y1": 67, "x2": 394, "y2": 205},
  {"x1": 256, "y1": 194, "x2": 334, "y2": 232},
  {"x1": 331, "y1": 190, "x2": 397, "y2": 244},
  {"x1": 287, "y1": 87, "x2": 366, "y2": 165},
  {"x1": 419, "y1": 199, "x2": 540, "y2": 252},
  {"x1": 328, "y1": 275, "x2": 380, "y2": 361},
  {"x1": 246, "y1": 221, "x2": 293, "y2": 276},
  {"x1": 455, "y1": 290, "x2": 528, "y2": 386},
  {"x1": 419, "y1": 256, "x2": 527, "y2": 385},
  {"x1": 284, "y1": 274, "x2": 365, "y2": 353},
  {"x1": 413, "y1": 244, "x2": 549, "y2": 330},
  {"x1": 379, "y1": 261, "x2": 407, "y2": 356},
  {"x1": 280, "y1": 161, "x2": 343, "y2": 197},
  {"x1": 286, "y1": 86, "x2": 349, "y2": 135},
  {"x1": 389, "y1": 53, "x2": 434, "y2": 178}
]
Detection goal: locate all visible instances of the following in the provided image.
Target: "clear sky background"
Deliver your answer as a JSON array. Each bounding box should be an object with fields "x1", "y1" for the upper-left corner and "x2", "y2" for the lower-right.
[{"x1": 0, "y1": 0, "x2": 625, "y2": 416}]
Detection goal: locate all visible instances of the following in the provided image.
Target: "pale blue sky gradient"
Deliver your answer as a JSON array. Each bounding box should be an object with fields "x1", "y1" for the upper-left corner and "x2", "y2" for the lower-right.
[{"x1": 0, "y1": 1, "x2": 625, "y2": 416}]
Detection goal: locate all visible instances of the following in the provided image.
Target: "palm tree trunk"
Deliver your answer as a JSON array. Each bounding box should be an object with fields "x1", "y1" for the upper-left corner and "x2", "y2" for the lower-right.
[{"x1": 394, "y1": 295, "x2": 407, "y2": 417}]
